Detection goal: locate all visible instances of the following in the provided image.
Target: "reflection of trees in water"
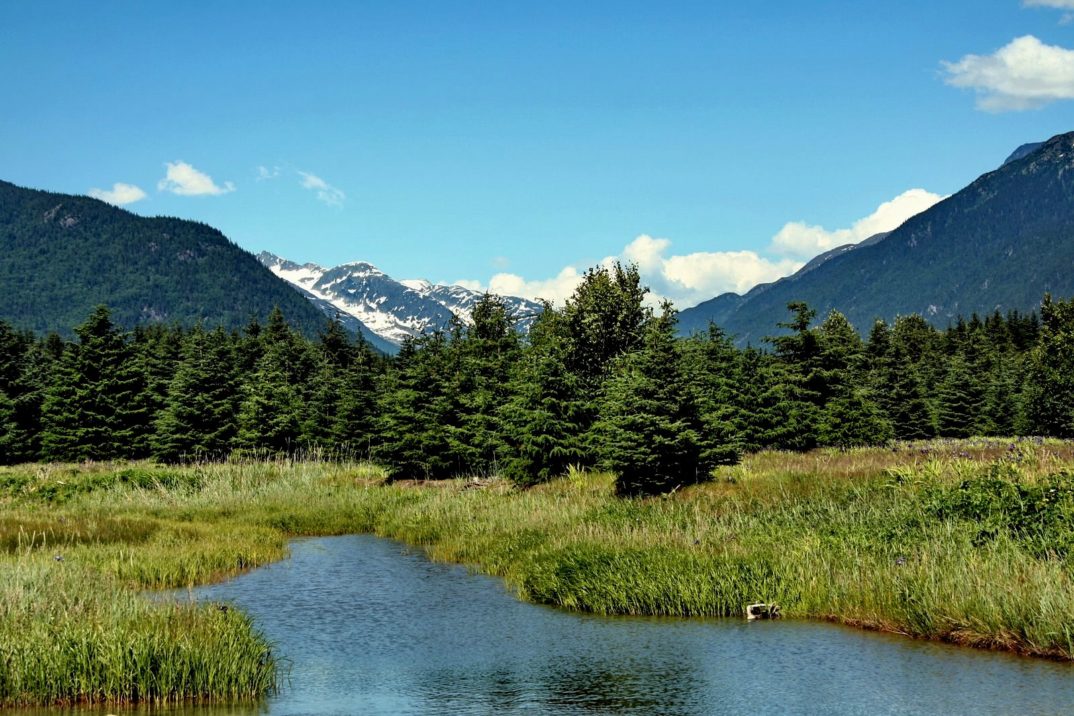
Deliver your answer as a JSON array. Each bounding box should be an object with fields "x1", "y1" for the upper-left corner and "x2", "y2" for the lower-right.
[
  {"x1": 539, "y1": 658, "x2": 705, "y2": 715},
  {"x1": 415, "y1": 666, "x2": 528, "y2": 712},
  {"x1": 411, "y1": 659, "x2": 705, "y2": 715}
]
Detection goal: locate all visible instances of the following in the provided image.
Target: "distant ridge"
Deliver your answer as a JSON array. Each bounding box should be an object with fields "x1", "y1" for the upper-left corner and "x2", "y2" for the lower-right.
[
  {"x1": 259, "y1": 252, "x2": 544, "y2": 349},
  {"x1": 0, "y1": 180, "x2": 345, "y2": 339},
  {"x1": 679, "y1": 133, "x2": 1074, "y2": 343}
]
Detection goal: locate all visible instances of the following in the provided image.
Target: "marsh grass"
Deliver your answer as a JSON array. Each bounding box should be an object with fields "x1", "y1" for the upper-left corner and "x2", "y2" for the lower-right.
[{"x1": 4, "y1": 440, "x2": 1074, "y2": 706}]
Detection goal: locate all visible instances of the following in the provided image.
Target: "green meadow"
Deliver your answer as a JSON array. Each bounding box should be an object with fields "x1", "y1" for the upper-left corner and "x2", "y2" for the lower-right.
[{"x1": 4, "y1": 438, "x2": 1074, "y2": 707}]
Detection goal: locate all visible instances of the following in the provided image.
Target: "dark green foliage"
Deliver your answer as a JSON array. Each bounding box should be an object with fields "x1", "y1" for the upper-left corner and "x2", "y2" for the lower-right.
[
  {"x1": 562, "y1": 262, "x2": 651, "y2": 384},
  {"x1": 763, "y1": 302, "x2": 823, "y2": 450},
  {"x1": 878, "y1": 344, "x2": 936, "y2": 441},
  {"x1": 597, "y1": 305, "x2": 726, "y2": 496},
  {"x1": 0, "y1": 389, "x2": 15, "y2": 459},
  {"x1": 3, "y1": 281, "x2": 1074, "y2": 489},
  {"x1": 818, "y1": 385, "x2": 893, "y2": 449},
  {"x1": 936, "y1": 355, "x2": 985, "y2": 438},
  {"x1": 500, "y1": 306, "x2": 586, "y2": 485},
  {"x1": 152, "y1": 327, "x2": 240, "y2": 463},
  {"x1": 449, "y1": 295, "x2": 521, "y2": 475},
  {"x1": 681, "y1": 325, "x2": 744, "y2": 465},
  {"x1": 373, "y1": 333, "x2": 462, "y2": 479},
  {"x1": 0, "y1": 180, "x2": 332, "y2": 338},
  {"x1": 1023, "y1": 295, "x2": 1074, "y2": 438},
  {"x1": 234, "y1": 314, "x2": 311, "y2": 455},
  {"x1": 39, "y1": 307, "x2": 150, "y2": 461},
  {"x1": 926, "y1": 465, "x2": 1074, "y2": 558}
]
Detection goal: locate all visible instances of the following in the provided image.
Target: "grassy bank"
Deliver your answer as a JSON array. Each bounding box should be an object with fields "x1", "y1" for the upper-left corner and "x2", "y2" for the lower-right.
[{"x1": 3, "y1": 439, "x2": 1074, "y2": 706}]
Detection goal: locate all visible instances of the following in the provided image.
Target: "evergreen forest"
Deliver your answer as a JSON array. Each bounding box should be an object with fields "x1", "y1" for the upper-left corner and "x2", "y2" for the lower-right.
[{"x1": 2, "y1": 262, "x2": 1072, "y2": 495}]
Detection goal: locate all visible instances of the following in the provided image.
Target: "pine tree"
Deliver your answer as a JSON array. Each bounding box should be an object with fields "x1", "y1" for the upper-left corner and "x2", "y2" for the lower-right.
[
  {"x1": 1023, "y1": 294, "x2": 1074, "y2": 437},
  {"x1": 450, "y1": 295, "x2": 520, "y2": 475},
  {"x1": 936, "y1": 354, "x2": 985, "y2": 438},
  {"x1": 818, "y1": 384, "x2": 893, "y2": 449},
  {"x1": 152, "y1": 327, "x2": 240, "y2": 462},
  {"x1": 880, "y1": 344, "x2": 936, "y2": 441},
  {"x1": 764, "y1": 302, "x2": 822, "y2": 450},
  {"x1": 681, "y1": 324, "x2": 743, "y2": 465},
  {"x1": 499, "y1": 305, "x2": 586, "y2": 485},
  {"x1": 39, "y1": 306, "x2": 147, "y2": 461},
  {"x1": 597, "y1": 304, "x2": 722, "y2": 495},
  {"x1": 373, "y1": 333, "x2": 461, "y2": 479},
  {"x1": 0, "y1": 388, "x2": 16, "y2": 462}
]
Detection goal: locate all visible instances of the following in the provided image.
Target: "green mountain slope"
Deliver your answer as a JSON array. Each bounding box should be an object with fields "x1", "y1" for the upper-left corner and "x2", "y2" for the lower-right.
[
  {"x1": 680, "y1": 132, "x2": 1074, "y2": 343},
  {"x1": 0, "y1": 180, "x2": 336, "y2": 337}
]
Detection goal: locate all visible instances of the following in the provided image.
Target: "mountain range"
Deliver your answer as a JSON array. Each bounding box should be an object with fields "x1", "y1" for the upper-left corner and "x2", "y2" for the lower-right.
[
  {"x1": 0, "y1": 180, "x2": 331, "y2": 338},
  {"x1": 678, "y1": 131, "x2": 1074, "y2": 343},
  {"x1": 2, "y1": 132, "x2": 1072, "y2": 351},
  {"x1": 258, "y1": 252, "x2": 544, "y2": 350}
]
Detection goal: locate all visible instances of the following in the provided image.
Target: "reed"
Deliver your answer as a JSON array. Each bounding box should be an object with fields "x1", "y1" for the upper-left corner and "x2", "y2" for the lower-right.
[{"x1": 3, "y1": 438, "x2": 1074, "y2": 706}]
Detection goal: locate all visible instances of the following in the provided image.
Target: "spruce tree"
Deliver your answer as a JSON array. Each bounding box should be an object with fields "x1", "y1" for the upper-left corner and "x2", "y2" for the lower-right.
[
  {"x1": 152, "y1": 326, "x2": 240, "y2": 462},
  {"x1": 236, "y1": 351, "x2": 304, "y2": 455},
  {"x1": 373, "y1": 333, "x2": 461, "y2": 479},
  {"x1": 1023, "y1": 294, "x2": 1074, "y2": 437},
  {"x1": 681, "y1": 324, "x2": 743, "y2": 465},
  {"x1": 818, "y1": 384, "x2": 893, "y2": 449},
  {"x1": 0, "y1": 388, "x2": 16, "y2": 462},
  {"x1": 450, "y1": 295, "x2": 520, "y2": 474},
  {"x1": 936, "y1": 354, "x2": 984, "y2": 438},
  {"x1": 597, "y1": 304, "x2": 721, "y2": 495},
  {"x1": 880, "y1": 344, "x2": 936, "y2": 441},
  {"x1": 764, "y1": 302, "x2": 822, "y2": 450},
  {"x1": 499, "y1": 305, "x2": 586, "y2": 485},
  {"x1": 39, "y1": 306, "x2": 147, "y2": 461}
]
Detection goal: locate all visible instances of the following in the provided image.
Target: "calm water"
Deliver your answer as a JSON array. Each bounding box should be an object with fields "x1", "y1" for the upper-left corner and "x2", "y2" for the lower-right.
[{"x1": 30, "y1": 534, "x2": 1074, "y2": 715}]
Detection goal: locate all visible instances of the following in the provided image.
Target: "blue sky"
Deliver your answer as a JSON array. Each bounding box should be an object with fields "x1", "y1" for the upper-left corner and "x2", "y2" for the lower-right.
[{"x1": 2, "y1": 1, "x2": 1073, "y2": 307}]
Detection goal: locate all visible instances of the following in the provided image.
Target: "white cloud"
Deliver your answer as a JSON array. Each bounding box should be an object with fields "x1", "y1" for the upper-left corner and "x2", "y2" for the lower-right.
[
  {"x1": 298, "y1": 171, "x2": 345, "y2": 207},
  {"x1": 943, "y1": 35, "x2": 1074, "y2": 111},
  {"x1": 256, "y1": 165, "x2": 281, "y2": 181},
  {"x1": 1024, "y1": 0, "x2": 1074, "y2": 8},
  {"x1": 770, "y1": 188, "x2": 945, "y2": 258},
  {"x1": 459, "y1": 239, "x2": 799, "y2": 308},
  {"x1": 488, "y1": 266, "x2": 588, "y2": 305},
  {"x1": 459, "y1": 187, "x2": 943, "y2": 309},
  {"x1": 157, "y1": 161, "x2": 235, "y2": 196},
  {"x1": 1023, "y1": 1, "x2": 1074, "y2": 24},
  {"x1": 88, "y1": 182, "x2": 147, "y2": 206}
]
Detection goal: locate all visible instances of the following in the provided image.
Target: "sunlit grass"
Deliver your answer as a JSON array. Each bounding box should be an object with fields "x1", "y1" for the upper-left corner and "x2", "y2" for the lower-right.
[{"x1": 3, "y1": 439, "x2": 1074, "y2": 706}]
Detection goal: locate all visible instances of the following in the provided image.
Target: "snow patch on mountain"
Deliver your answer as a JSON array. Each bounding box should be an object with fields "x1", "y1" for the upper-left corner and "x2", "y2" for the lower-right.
[{"x1": 258, "y1": 251, "x2": 543, "y2": 347}]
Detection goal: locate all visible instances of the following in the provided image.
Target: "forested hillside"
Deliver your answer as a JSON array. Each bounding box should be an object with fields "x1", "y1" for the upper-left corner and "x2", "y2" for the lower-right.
[
  {"x1": 680, "y1": 132, "x2": 1074, "y2": 343},
  {"x1": 0, "y1": 180, "x2": 334, "y2": 336},
  {"x1": 4, "y1": 262, "x2": 1072, "y2": 496}
]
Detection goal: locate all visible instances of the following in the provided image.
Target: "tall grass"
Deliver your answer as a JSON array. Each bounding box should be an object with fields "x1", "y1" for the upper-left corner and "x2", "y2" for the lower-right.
[{"x1": 3, "y1": 439, "x2": 1074, "y2": 706}]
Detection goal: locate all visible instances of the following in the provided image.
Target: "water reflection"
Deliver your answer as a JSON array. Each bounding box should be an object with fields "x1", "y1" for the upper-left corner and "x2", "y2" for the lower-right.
[{"x1": 23, "y1": 535, "x2": 1074, "y2": 715}]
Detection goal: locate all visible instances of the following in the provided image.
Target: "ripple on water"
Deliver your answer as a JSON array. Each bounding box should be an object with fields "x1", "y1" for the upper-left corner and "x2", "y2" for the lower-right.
[{"x1": 29, "y1": 535, "x2": 1074, "y2": 716}]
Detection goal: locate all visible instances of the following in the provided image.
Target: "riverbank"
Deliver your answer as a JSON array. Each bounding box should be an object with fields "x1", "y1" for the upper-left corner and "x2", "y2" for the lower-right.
[{"x1": 3, "y1": 439, "x2": 1074, "y2": 706}]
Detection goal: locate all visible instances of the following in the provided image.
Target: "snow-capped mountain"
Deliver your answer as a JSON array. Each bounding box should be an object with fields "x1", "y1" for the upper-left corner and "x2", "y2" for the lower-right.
[{"x1": 258, "y1": 251, "x2": 543, "y2": 349}]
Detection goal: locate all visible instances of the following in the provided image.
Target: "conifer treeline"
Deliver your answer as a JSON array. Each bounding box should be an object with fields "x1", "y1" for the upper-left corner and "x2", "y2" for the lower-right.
[{"x1": 2, "y1": 262, "x2": 1073, "y2": 494}]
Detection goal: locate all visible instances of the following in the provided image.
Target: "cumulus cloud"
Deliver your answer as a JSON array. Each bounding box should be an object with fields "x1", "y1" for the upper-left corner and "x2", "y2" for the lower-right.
[
  {"x1": 459, "y1": 240, "x2": 799, "y2": 308},
  {"x1": 459, "y1": 187, "x2": 943, "y2": 309},
  {"x1": 769, "y1": 188, "x2": 945, "y2": 258},
  {"x1": 298, "y1": 171, "x2": 345, "y2": 207},
  {"x1": 158, "y1": 161, "x2": 235, "y2": 196},
  {"x1": 943, "y1": 35, "x2": 1074, "y2": 111},
  {"x1": 256, "y1": 165, "x2": 281, "y2": 181},
  {"x1": 487, "y1": 266, "x2": 589, "y2": 305},
  {"x1": 88, "y1": 182, "x2": 147, "y2": 206}
]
